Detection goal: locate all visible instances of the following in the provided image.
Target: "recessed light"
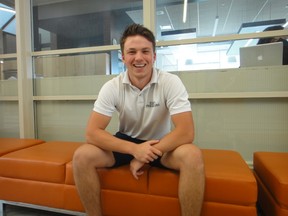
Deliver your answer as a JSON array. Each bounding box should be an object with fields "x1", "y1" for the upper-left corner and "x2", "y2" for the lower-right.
[{"x1": 160, "y1": 25, "x2": 172, "y2": 30}]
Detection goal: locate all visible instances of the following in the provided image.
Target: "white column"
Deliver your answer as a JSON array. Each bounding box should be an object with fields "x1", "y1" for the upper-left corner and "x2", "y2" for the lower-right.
[
  {"x1": 143, "y1": 0, "x2": 156, "y2": 34},
  {"x1": 15, "y1": 0, "x2": 35, "y2": 138}
]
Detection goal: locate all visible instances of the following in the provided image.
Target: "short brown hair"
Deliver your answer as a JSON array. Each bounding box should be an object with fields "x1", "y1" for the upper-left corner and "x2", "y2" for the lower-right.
[{"x1": 120, "y1": 23, "x2": 156, "y2": 53}]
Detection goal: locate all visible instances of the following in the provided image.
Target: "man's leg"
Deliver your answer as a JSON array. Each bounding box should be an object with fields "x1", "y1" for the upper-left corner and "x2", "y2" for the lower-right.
[
  {"x1": 161, "y1": 144, "x2": 205, "y2": 216},
  {"x1": 72, "y1": 144, "x2": 115, "y2": 216}
]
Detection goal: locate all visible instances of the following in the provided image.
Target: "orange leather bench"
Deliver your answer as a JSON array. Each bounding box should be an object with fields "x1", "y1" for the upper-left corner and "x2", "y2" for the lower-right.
[
  {"x1": 254, "y1": 152, "x2": 288, "y2": 216},
  {"x1": 0, "y1": 138, "x2": 44, "y2": 156},
  {"x1": 0, "y1": 139, "x2": 258, "y2": 216}
]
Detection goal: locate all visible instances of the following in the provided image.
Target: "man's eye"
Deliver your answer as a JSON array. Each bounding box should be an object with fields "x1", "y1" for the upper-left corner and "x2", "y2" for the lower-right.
[{"x1": 143, "y1": 50, "x2": 150, "y2": 54}]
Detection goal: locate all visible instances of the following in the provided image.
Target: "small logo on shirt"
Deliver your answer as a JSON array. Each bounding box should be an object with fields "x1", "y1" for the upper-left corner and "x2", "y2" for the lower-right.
[{"x1": 146, "y1": 101, "x2": 160, "y2": 108}]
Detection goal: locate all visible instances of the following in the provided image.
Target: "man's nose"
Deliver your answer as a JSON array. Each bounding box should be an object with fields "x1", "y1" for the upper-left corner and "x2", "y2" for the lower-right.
[{"x1": 135, "y1": 52, "x2": 143, "y2": 60}]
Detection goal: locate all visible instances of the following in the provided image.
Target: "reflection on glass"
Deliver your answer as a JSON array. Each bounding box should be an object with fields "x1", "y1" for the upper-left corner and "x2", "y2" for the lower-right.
[
  {"x1": 156, "y1": 41, "x2": 240, "y2": 72},
  {"x1": 0, "y1": 3, "x2": 15, "y2": 28},
  {"x1": 155, "y1": 0, "x2": 288, "y2": 71},
  {"x1": 32, "y1": 0, "x2": 143, "y2": 51},
  {"x1": 0, "y1": 1, "x2": 16, "y2": 54},
  {"x1": 228, "y1": 19, "x2": 287, "y2": 56},
  {"x1": 34, "y1": 52, "x2": 114, "y2": 78},
  {"x1": 0, "y1": 58, "x2": 17, "y2": 80},
  {"x1": 156, "y1": 0, "x2": 287, "y2": 40}
]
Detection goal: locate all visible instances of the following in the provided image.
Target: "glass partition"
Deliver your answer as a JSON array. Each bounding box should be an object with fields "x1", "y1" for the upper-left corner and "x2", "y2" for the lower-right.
[
  {"x1": 0, "y1": 0, "x2": 18, "y2": 137},
  {"x1": 0, "y1": 58, "x2": 17, "y2": 81},
  {"x1": 156, "y1": 0, "x2": 288, "y2": 40},
  {"x1": 155, "y1": 0, "x2": 288, "y2": 71},
  {"x1": 0, "y1": 101, "x2": 19, "y2": 137},
  {"x1": 156, "y1": 41, "x2": 239, "y2": 71},
  {"x1": 0, "y1": 0, "x2": 16, "y2": 54},
  {"x1": 34, "y1": 52, "x2": 112, "y2": 78},
  {"x1": 32, "y1": 0, "x2": 143, "y2": 51},
  {"x1": 31, "y1": 0, "x2": 288, "y2": 73},
  {"x1": 33, "y1": 52, "x2": 119, "y2": 96},
  {"x1": 156, "y1": 36, "x2": 288, "y2": 72},
  {"x1": 0, "y1": 58, "x2": 18, "y2": 137}
]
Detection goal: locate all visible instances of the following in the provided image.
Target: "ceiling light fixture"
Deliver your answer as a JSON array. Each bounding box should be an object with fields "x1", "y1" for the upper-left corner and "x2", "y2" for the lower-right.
[
  {"x1": 212, "y1": 16, "x2": 219, "y2": 36},
  {"x1": 283, "y1": 21, "x2": 288, "y2": 27},
  {"x1": 160, "y1": 25, "x2": 172, "y2": 30},
  {"x1": 183, "y1": 0, "x2": 188, "y2": 23},
  {"x1": 213, "y1": 0, "x2": 219, "y2": 36},
  {"x1": 244, "y1": 39, "x2": 253, "y2": 47},
  {"x1": 156, "y1": 10, "x2": 164, "y2": 16},
  {"x1": 161, "y1": 28, "x2": 196, "y2": 40}
]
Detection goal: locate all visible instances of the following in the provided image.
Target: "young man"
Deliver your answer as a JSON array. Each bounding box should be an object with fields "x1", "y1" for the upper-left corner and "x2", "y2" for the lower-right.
[{"x1": 73, "y1": 23, "x2": 205, "y2": 216}]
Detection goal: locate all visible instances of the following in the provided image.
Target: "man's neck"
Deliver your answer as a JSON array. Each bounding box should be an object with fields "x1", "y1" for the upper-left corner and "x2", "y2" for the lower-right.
[
  {"x1": 128, "y1": 69, "x2": 153, "y2": 90},
  {"x1": 129, "y1": 76, "x2": 151, "y2": 90}
]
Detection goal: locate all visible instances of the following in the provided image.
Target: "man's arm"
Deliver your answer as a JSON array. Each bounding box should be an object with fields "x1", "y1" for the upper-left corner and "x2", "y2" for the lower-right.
[
  {"x1": 129, "y1": 111, "x2": 194, "y2": 179},
  {"x1": 153, "y1": 111, "x2": 195, "y2": 153},
  {"x1": 86, "y1": 111, "x2": 162, "y2": 163}
]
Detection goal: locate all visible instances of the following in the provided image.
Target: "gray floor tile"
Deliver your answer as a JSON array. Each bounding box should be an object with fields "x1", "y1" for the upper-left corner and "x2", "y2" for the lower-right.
[{"x1": 4, "y1": 205, "x2": 74, "y2": 216}]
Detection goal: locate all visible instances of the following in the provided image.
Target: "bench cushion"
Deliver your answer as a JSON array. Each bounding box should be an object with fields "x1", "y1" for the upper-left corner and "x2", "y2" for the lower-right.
[
  {"x1": 254, "y1": 152, "x2": 288, "y2": 208},
  {"x1": 0, "y1": 138, "x2": 44, "y2": 156},
  {"x1": 65, "y1": 149, "x2": 257, "y2": 205},
  {"x1": 149, "y1": 149, "x2": 257, "y2": 205},
  {"x1": 0, "y1": 141, "x2": 82, "y2": 183},
  {"x1": 0, "y1": 141, "x2": 257, "y2": 216},
  {"x1": 66, "y1": 162, "x2": 150, "y2": 194}
]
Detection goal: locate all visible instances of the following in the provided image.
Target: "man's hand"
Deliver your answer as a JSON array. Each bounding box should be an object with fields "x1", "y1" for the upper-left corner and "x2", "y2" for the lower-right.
[
  {"x1": 130, "y1": 158, "x2": 145, "y2": 180},
  {"x1": 133, "y1": 140, "x2": 162, "y2": 163}
]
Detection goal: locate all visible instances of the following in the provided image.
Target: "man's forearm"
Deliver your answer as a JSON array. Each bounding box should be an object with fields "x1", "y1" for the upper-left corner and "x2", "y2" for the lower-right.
[{"x1": 154, "y1": 128, "x2": 194, "y2": 154}]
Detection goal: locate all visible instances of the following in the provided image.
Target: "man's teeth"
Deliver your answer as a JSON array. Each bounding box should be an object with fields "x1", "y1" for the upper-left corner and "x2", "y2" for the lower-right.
[{"x1": 134, "y1": 64, "x2": 145, "y2": 68}]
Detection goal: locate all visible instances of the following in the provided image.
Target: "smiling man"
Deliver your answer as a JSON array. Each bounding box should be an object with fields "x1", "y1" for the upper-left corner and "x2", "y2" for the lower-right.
[{"x1": 72, "y1": 23, "x2": 205, "y2": 216}]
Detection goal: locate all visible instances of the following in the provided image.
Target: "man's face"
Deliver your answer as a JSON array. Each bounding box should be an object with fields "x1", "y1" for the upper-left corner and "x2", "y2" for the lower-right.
[{"x1": 122, "y1": 35, "x2": 156, "y2": 81}]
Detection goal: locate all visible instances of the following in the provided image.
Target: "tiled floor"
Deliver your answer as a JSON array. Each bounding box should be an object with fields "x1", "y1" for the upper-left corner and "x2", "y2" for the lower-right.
[
  {"x1": 4, "y1": 204, "x2": 264, "y2": 216},
  {"x1": 4, "y1": 205, "x2": 77, "y2": 216}
]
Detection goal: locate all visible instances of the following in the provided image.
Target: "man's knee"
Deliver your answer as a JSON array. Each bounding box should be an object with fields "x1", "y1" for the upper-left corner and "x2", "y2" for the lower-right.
[
  {"x1": 177, "y1": 144, "x2": 204, "y2": 169},
  {"x1": 73, "y1": 144, "x2": 114, "y2": 169},
  {"x1": 73, "y1": 144, "x2": 95, "y2": 168},
  {"x1": 162, "y1": 144, "x2": 204, "y2": 171}
]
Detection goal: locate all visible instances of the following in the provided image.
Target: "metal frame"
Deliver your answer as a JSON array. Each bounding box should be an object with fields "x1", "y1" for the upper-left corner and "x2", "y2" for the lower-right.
[{"x1": 0, "y1": 200, "x2": 86, "y2": 216}]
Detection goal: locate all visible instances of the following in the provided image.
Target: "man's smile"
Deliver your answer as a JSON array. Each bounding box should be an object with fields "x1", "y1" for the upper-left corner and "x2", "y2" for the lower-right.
[{"x1": 133, "y1": 63, "x2": 146, "y2": 68}]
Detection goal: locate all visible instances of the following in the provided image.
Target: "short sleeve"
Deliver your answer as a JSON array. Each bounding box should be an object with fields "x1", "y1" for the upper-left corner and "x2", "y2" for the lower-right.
[
  {"x1": 93, "y1": 80, "x2": 118, "y2": 117},
  {"x1": 164, "y1": 74, "x2": 191, "y2": 115}
]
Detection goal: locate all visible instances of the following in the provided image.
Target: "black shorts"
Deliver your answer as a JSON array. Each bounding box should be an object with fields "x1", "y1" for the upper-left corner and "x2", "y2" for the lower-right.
[{"x1": 111, "y1": 132, "x2": 167, "y2": 169}]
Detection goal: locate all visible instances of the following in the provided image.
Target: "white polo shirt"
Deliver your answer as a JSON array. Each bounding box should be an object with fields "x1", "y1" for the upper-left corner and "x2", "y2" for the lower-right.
[{"x1": 93, "y1": 68, "x2": 191, "y2": 140}]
